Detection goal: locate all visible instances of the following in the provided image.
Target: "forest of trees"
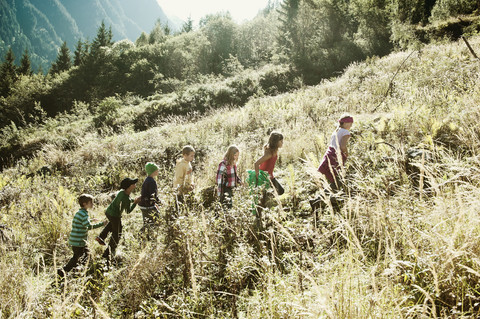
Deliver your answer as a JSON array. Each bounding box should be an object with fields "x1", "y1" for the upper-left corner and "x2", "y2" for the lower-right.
[{"x1": 0, "y1": 0, "x2": 479, "y2": 130}]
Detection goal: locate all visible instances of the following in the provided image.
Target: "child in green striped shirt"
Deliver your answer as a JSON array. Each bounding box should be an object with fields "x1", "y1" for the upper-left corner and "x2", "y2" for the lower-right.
[{"x1": 58, "y1": 194, "x2": 106, "y2": 277}]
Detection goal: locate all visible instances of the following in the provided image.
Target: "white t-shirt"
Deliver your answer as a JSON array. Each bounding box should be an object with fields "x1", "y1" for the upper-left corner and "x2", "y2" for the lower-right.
[{"x1": 329, "y1": 128, "x2": 350, "y2": 150}]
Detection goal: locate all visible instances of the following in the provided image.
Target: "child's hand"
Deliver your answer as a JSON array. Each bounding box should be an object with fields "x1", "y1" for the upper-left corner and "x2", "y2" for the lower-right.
[
  {"x1": 134, "y1": 196, "x2": 141, "y2": 204},
  {"x1": 187, "y1": 168, "x2": 193, "y2": 175},
  {"x1": 103, "y1": 220, "x2": 108, "y2": 226}
]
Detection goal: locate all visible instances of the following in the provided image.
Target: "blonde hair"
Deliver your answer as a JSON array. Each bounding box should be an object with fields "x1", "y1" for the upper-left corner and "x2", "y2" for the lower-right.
[
  {"x1": 264, "y1": 131, "x2": 283, "y2": 153},
  {"x1": 224, "y1": 145, "x2": 239, "y2": 166},
  {"x1": 182, "y1": 145, "x2": 195, "y2": 155}
]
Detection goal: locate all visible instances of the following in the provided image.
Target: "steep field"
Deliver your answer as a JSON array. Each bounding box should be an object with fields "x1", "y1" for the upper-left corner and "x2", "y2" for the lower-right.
[{"x1": 1, "y1": 36, "x2": 480, "y2": 317}]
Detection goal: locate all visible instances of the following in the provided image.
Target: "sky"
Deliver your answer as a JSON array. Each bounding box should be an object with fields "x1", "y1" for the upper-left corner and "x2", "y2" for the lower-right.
[{"x1": 157, "y1": 0, "x2": 271, "y2": 25}]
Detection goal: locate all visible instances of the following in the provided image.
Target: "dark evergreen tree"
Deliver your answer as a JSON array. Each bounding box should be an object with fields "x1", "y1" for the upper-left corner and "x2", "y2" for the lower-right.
[
  {"x1": 163, "y1": 23, "x2": 171, "y2": 35},
  {"x1": 0, "y1": 47, "x2": 17, "y2": 97},
  {"x1": 277, "y1": 0, "x2": 300, "y2": 51},
  {"x1": 90, "y1": 21, "x2": 114, "y2": 57},
  {"x1": 135, "y1": 32, "x2": 149, "y2": 46},
  {"x1": 19, "y1": 49, "x2": 32, "y2": 76},
  {"x1": 277, "y1": 0, "x2": 304, "y2": 72},
  {"x1": 149, "y1": 20, "x2": 166, "y2": 44},
  {"x1": 73, "y1": 39, "x2": 88, "y2": 66},
  {"x1": 50, "y1": 41, "x2": 72, "y2": 74},
  {"x1": 182, "y1": 16, "x2": 194, "y2": 33}
]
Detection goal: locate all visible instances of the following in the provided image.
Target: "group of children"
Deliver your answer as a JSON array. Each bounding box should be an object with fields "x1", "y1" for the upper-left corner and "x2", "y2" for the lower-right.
[{"x1": 58, "y1": 115, "x2": 353, "y2": 277}]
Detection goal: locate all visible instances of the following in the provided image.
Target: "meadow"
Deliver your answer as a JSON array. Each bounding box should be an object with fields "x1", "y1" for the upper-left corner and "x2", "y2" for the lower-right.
[{"x1": 1, "y1": 36, "x2": 480, "y2": 318}]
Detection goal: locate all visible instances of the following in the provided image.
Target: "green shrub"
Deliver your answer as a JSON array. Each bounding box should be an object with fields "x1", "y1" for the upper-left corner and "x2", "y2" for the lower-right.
[
  {"x1": 93, "y1": 97, "x2": 121, "y2": 132},
  {"x1": 133, "y1": 64, "x2": 301, "y2": 131},
  {"x1": 430, "y1": 0, "x2": 479, "y2": 22}
]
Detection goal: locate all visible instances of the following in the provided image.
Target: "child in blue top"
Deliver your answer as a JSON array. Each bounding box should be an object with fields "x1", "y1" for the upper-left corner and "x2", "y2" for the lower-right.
[{"x1": 139, "y1": 162, "x2": 161, "y2": 236}]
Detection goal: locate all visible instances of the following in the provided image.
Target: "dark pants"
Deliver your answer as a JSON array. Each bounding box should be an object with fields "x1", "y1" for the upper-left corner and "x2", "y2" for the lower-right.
[
  {"x1": 220, "y1": 187, "x2": 234, "y2": 209},
  {"x1": 271, "y1": 178, "x2": 284, "y2": 196},
  {"x1": 98, "y1": 214, "x2": 122, "y2": 259},
  {"x1": 174, "y1": 194, "x2": 184, "y2": 212},
  {"x1": 140, "y1": 207, "x2": 160, "y2": 238},
  {"x1": 63, "y1": 246, "x2": 90, "y2": 273}
]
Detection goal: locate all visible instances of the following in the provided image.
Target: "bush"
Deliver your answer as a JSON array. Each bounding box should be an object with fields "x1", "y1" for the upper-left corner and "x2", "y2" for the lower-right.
[
  {"x1": 133, "y1": 64, "x2": 301, "y2": 131},
  {"x1": 430, "y1": 0, "x2": 479, "y2": 22},
  {"x1": 93, "y1": 97, "x2": 121, "y2": 132}
]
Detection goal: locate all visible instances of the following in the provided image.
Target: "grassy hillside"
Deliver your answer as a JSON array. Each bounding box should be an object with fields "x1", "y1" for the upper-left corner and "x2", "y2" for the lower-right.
[{"x1": 1, "y1": 36, "x2": 480, "y2": 318}]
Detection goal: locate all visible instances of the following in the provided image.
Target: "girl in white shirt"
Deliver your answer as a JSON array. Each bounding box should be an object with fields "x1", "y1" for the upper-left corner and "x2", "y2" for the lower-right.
[{"x1": 318, "y1": 114, "x2": 353, "y2": 187}]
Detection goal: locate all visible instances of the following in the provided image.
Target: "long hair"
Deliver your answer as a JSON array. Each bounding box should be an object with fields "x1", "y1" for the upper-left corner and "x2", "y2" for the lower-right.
[
  {"x1": 224, "y1": 145, "x2": 239, "y2": 166},
  {"x1": 265, "y1": 131, "x2": 283, "y2": 153}
]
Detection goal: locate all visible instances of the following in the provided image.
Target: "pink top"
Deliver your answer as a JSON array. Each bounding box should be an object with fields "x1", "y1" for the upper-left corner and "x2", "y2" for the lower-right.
[{"x1": 259, "y1": 154, "x2": 277, "y2": 178}]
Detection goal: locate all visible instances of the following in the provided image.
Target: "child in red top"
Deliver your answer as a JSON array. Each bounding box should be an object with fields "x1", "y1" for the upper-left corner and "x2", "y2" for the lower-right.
[
  {"x1": 216, "y1": 145, "x2": 242, "y2": 208},
  {"x1": 254, "y1": 131, "x2": 285, "y2": 195}
]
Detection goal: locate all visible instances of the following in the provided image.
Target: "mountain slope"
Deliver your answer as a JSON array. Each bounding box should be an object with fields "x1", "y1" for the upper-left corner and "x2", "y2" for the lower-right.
[
  {"x1": 1, "y1": 36, "x2": 480, "y2": 317},
  {"x1": 0, "y1": 0, "x2": 177, "y2": 70}
]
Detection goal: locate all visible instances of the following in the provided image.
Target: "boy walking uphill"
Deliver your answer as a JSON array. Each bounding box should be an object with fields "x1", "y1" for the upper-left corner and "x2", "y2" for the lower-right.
[
  {"x1": 173, "y1": 145, "x2": 195, "y2": 205},
  {"x1": 139, "y1": 162, "x2": 161, "y2": 234},
  {"x1": 58, "y1": 194, "x2": 106, "y2": 277},
  {"x1": 96, "y1": 178, "x2": 140, "y2": 260}
]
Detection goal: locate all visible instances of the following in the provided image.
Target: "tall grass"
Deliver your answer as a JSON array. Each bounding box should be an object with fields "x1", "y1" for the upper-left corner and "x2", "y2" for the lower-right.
[{"x1": 1, "y1": 36, "x2": 480, "y2": 317}]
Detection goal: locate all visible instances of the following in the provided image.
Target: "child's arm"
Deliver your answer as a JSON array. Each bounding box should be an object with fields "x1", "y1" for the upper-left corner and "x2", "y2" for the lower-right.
[
  {"x1": 236, "y1": 170, "x2": 242, "y2": 186},
  {"x1": 173, "y1": 162, "x2": 185, "y2": 189},
  {"x1": 187, "y1": 163, "x2": 194, "y2": 189},
  {"x1": 121, "y1": 196, "x2": 137, "y2": 214},
  {"x1": 254, "y1": 149, "x2": 272, "y2": 180},
  {"x1": 340, "y1": 135, "x2": 350, "y2": 157},
  {"x1": 216, "y1": 162, "x2": 226, "y2": 197},
  {"x1": 82, "y1": 214, "x2": 104, "y2": 230}
]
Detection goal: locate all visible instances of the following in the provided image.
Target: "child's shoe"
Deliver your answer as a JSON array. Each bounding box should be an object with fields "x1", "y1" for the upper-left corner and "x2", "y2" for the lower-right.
[{"x1": 95, "y1": 236, "x2": 106, "y2": 246}]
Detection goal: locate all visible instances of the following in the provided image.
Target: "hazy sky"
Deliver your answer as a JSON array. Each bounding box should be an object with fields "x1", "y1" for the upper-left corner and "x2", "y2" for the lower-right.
[{"x1": 157, "y1": 0, "x2": 271, "y2": 25}]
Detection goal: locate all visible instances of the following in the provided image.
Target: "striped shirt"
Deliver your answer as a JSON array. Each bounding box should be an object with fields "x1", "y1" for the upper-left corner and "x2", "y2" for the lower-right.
[
  {"x1": 216, "y1": 160, "x2": 241, "y2": 197},
  {"x1": 68, "y1": 208, "x2": 103, "y2": 247}
]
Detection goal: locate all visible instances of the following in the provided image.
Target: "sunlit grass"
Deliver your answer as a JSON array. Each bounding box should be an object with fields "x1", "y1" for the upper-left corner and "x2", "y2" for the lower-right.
[{"x1": 1, "y1": 36, "x2": 480, "y2": 317}]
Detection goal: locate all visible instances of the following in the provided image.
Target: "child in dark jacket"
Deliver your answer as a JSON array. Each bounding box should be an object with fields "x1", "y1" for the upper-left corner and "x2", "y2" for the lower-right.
[
  {"x1": 139, "y1": 162, "x2": 161, "y2": 234},
  {"x1": 58, "y1": 194, "x2": 106, "y2": 277},
  {"x1": 96, "y1": 178, "x2": 140, "y2": 260}
]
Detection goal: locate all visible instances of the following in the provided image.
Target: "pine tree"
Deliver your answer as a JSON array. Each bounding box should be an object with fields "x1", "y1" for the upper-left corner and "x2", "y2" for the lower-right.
[
  {"x1": 19, "y1": 49, "x2": 32, "y2": 76},
  {"x1": 277, "y1": 0, "x2": 300, "y2": 51},
  {"x1": 73, "y1": 39, "x2": 89, "y2": 66},
  {"x1": 163, "y1": 23, "x2": 171, "y2": 36},
  {"x1": 0, "y1": 47, "x2": 17, "y2": 97},
  {"x1": 74, "y1": 39, "x2": 83, "y2": 66},
  {"x1": 149, "y1": 20, "x2": 165, "y2": 44},
  {"x1": 135, "y1": 32, "x2": 149, "y2": 46},
  {"x1": 182, "y1": 16, "x2": 194, "y2": 33},
  {"x1": 50, "y1": 41, "x2": 72, "y2": 74},
  {"x1": 90, "y1": 21, "x2": 114, "y2": 57}
]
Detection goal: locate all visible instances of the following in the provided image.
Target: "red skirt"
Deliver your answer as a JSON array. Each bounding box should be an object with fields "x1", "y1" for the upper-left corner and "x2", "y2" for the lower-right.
[{"x1": 318, "y1": 147, "x2": 347, "y2": 183}]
